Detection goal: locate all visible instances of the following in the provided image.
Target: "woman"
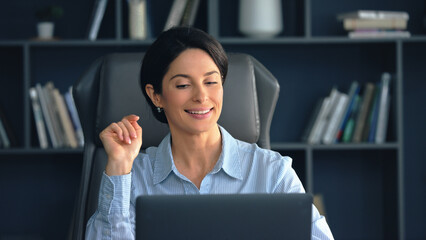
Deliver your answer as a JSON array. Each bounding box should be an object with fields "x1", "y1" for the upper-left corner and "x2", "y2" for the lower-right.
[{"x1": 86, "y1": 26, "x2": 333, "y2": 239}]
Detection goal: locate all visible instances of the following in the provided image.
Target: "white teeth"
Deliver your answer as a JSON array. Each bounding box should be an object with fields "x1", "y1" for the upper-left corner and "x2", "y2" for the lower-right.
[{"x1": 188, "y1": 109, "x2": 210, "y2": 114}]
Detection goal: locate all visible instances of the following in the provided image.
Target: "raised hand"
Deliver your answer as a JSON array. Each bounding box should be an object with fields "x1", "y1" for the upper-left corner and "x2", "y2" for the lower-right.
[{"x1": 99, "y1": 114, "x2": 142, "y2": 176}]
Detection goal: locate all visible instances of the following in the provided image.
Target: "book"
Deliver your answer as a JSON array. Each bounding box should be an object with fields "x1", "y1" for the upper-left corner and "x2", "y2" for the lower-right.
[
  {"x1": 362, "y1": 82, "x2": 381, "y2": 142},
  {"x1": 164, "y1": 0, "x2": 188, "y2": 31},
  {"x1": 317, "y1": 88, "x2": 340, "y2": 143},
  {"x1": 180, "y1": 0, "x2": 200, "y2": 27},
  {"x1": 44, "y1": 82, "x2": 66, "y2": 148},
  {"x1": 343, "y1": 18, "x2": 407, "y2": 30},
  {"x1": 35, "y1": 83, "x2": 58, "y2": 148},
  {"x1": 335, "y1": 81, "x2": 360, "y2": 142},
  {"x1": 342, "y1": 94, "x2": 361, "y2": 143},
  {"x1": 64, "y1": 88, "x2": 84, "y2": 147},
  {"x1": 87, "y1": 0, "x2": 109, "y2": 40},
  {"x1": 52, "y1": 88, "x2": 78, "y2": 148},
  {"x1": 352, "y1": 83, "x2": 376, "y2": 143},
  {"x1": 375, "y1": 72, "x2": 392, "y2": 143},
  {"x1": 29, "y1": 87, "x2": 49, "y2": 149},
  {"x1": 367, "y1": 81, "x2": 382, "y2": 142},
  {"x1": 348, "y1": 30, "x2": 410, "y2": 39},
  {"x1": 376, "y1": 96, "x2": 391, "y2": 144},
  {"x1": 337, "y1": 10, "x2": 409, "y2": 20},
  {"x1": 322, "y1": 92, "x2": 349, "y2": 144},
  {"x1": 306, "y1": 97, "x2": 331, "y2": 144},
  {"x1": 308, "y1": 88, "x2": 339, "y2": 144},
  {"x1": 301, "y1": 98, "x2": 325, "y2": 142}
]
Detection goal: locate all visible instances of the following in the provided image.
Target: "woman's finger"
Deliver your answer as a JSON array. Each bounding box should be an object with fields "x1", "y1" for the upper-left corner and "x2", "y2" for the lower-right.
[
  {"x1": 122, "y1": 117, "x2": 137, "y2": 139},
  {"x1": 118, "y1": 121, "x2": 131, "y2": 144},
  {"x1": 107, "y1": 122, "x2": 123, "y2": 141},
  {"x1": 125, "y1": 114, "x2": 140, "y2": 122}
]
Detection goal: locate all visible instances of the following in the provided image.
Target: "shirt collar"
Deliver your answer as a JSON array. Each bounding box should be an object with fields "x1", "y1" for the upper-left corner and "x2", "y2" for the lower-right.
[{"x1": 152, "y1": 125, "x2": 243, "y2": 185}]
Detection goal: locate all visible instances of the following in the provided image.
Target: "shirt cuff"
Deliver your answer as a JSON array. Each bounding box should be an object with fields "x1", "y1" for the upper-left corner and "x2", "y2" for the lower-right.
[{"x1": 98, "y1": 171, "x2": 132, "y2": 216}]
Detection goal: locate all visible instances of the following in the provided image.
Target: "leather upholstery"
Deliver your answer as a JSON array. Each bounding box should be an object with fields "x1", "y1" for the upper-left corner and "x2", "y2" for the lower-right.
[{"x1": 69, "y1": 52, "x2": 279, "y2": 239}]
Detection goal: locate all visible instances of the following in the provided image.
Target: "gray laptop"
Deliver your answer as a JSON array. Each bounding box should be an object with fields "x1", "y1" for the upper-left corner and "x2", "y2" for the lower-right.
[{"x1": 136, "y1": 193, "x2": 312, "y2": 240}]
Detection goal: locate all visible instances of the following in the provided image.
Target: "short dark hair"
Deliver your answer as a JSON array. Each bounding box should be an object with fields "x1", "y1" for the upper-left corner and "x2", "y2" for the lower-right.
[{"x1": 140, "y1": 26, "x2": 228, "y2": 123}]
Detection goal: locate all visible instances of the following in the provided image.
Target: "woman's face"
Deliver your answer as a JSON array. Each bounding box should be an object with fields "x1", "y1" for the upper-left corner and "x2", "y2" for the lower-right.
[{"x1": 155, "y1": 48, "x2": 223, "y2": 135}]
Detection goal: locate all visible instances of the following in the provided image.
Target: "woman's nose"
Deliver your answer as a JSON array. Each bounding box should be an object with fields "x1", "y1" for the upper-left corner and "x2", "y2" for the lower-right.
[{"x1": 192, "y1": 85, "x2": 208, "y2": 103}]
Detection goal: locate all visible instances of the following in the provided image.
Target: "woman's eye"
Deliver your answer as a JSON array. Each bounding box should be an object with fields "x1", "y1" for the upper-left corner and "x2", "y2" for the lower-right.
[
  {"x1": 206, "y1": 81, "x2": 218, "y2": 85},
  {"x1": 176, "y1": 84, "x2": 189, "y2": 89}
]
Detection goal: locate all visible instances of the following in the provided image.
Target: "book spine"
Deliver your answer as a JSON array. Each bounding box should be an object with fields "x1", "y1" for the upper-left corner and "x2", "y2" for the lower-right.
[
  {"x1": 29, "y1": 87, "x2": 49, "y2": 149},
  {"x1": 352, "y1": 83, "x2": 375, "y2": 143},
  {"x1": 307, "y1": 98, "x2": 330, "y2": 144},
  {"x1": 348, "y1": 30, "x2": 411, "y2": 39},
  {"x1": 164, "y1": 0, "x2": 188, "y2": 31},
  {"x1": 367, "y1": 82, "x2": 382, "y2": 142},
  {"x1": 335, "y1": 81, "x2": 360, "y2": 142},
  {"x1": 316, "y1": 88, "x2": 339, "y2": 143},
  {"x1": 375, "y1": 73, "x2": 391, "y2": 143},
  {"x1": 44, "y1": 82, "x2": 65, "y2": 147},
  {"x1": 187, "y1": 0, "x2": 200, "y2": 26},
  {"x1": 342, "y1": 94, "x2": 361, "y2": 142},
  {"x1": 0, "y1": 118, "x2": 10, "y2": 148},
  {"x1": 180, "y1": 0, "x2": 200, "y2": 26},
  {"x1": 376, "y1": 96, "x2": 391, "y2": 143},
  {"x1": 344, "y1": 18, "x2": 407, "y2": 30},
  {"x1": 302, "y1": 98, "x2": 325, "y2": 142},
  {"x1": 36, "y1": 83, "x2": 58, "y2": 148},
  {"x1": 88, "y1": 0, "x2": 109, "y2": 40},
  {"x1": 337, "y1": 10, "x2": 409, "y2": 20},
  {"x1": 65, "y1": 88, "x2": 85, "y2": 147},
  {"x1": 322, "y1": 93, "x2": 349, "y2": 144},
  {"x1": 53, "y1": 89, "x2": 78, "y2": 148}
]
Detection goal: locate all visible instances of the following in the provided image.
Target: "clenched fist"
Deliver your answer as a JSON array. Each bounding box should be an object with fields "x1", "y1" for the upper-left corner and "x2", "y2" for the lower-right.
[{"x1": 99, "y1": 114, "x2": 142, "y2": 176}]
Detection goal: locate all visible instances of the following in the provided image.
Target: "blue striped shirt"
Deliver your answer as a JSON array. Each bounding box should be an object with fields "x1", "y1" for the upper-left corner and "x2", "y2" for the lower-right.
[{"x1": 86, "y1": 126, "x2": 334, "y2": 239}]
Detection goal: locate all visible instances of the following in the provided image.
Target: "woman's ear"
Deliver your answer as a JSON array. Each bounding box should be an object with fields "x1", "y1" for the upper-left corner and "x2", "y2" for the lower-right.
[{"x1": 145, "y1": 84, "x2": 162, "y2": 108}]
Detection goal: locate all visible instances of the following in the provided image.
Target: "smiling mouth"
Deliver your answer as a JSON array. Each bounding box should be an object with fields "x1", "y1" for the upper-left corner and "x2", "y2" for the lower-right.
[{"x1": 185, "y1": 108, "x2": 213, "y2": 115}]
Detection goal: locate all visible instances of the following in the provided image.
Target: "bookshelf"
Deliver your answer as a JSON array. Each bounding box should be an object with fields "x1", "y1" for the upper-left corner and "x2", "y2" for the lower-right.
[{"x1": 0, "y1": 0, "x2": 425, "y2": 239}]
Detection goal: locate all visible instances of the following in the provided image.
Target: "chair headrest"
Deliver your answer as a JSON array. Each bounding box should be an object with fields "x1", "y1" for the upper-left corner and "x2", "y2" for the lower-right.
[{"x1": 95, "y1": 53, "x2": 259, "y2": 149}]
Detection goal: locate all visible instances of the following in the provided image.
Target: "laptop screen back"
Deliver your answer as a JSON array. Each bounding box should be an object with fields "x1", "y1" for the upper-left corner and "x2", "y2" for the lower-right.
[{"x1": 136, "y1": 193, "x2": 312, "y2": 240}]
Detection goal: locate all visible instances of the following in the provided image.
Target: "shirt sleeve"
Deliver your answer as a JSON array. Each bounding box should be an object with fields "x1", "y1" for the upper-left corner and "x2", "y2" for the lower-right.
[
  {"x1": 85, "y1": 172, "x2": 135, "y2": 240},
  {"x1": 274, "y1": 156, "x2": 334, "y2": 240}
]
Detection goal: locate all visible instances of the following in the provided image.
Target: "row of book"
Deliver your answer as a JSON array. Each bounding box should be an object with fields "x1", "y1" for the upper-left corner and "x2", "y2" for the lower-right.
[
  {"x1": 87, "y1": 0, "x2": 200, "y2": 40},
  {"x1": 337, "y1": 10, "x2": 410, "y2": 38},
  {"x1": 30, "y1": 82, "x2": 84, "y2": 149},
  {"x1": 302, "y1": 72, "x2": 392, "y2": 144}
]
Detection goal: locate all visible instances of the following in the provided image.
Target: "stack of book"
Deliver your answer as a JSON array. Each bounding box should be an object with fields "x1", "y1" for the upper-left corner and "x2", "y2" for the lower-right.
[
  {"x1": 302, "y1": 72, "x2": 392, "y2": 144},
  {"x1": 29, "y1": 82, "x2": 84, "y2": 149},
  {"x1": 337, "y1": 10, "x2": 410, "y2": 38}
]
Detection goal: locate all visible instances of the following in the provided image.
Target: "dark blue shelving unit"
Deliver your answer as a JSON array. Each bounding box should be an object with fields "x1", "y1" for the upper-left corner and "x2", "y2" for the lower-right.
[{"x1": 0, "y1": 0, "x2": 425, "y2": 239}]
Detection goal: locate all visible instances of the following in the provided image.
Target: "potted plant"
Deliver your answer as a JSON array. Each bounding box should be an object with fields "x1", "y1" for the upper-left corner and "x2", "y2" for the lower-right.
[{"x1": 35, "y1": 6, "x2": 63, "y2": 39}]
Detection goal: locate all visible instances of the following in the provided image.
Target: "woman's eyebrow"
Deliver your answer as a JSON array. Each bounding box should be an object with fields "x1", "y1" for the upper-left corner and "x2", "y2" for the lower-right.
[
  {"x1": 169, "y1": 71, "x2": 219, "y2": 81},
  {"x1": 169, "y1": 74, "x2": 190, "y2": 81},
  {"x1": 204, "y1": 70, "x2": 220, "y2": 77}
]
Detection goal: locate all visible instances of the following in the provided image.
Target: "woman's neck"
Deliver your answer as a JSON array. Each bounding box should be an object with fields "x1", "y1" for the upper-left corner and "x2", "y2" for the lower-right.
[{"x1": 170, "y1": 125, "x2": 222, "y2": 188}]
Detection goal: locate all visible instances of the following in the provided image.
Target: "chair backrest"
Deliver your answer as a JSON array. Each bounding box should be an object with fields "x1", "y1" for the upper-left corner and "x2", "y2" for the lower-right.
[{"x1": 69, "y1": 52, "x2": 279, "y2": 239}]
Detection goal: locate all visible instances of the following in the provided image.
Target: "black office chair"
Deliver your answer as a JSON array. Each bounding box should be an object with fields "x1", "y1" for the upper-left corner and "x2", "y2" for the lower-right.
[{"x1": 69, "y1": 52, "x2": 280, "y2": 239}]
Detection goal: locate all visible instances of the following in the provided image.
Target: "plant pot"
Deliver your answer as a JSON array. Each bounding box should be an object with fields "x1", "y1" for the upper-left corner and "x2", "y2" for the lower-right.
[{"x1": 37, "y1": 22, "x2": 54, "y2": 39}]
